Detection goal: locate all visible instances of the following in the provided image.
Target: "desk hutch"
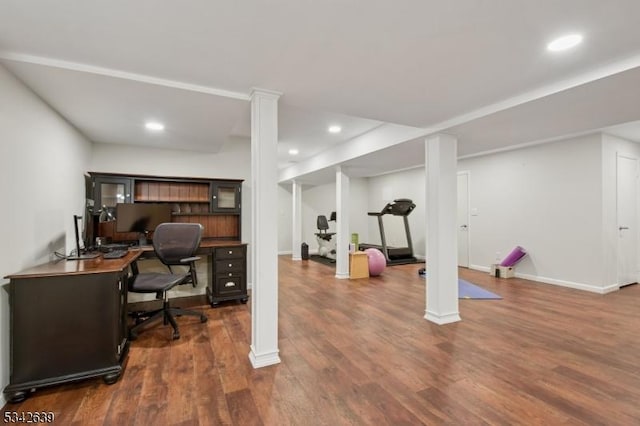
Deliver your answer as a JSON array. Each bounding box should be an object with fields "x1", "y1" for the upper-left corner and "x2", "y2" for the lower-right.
[{"x1": 88, "y1": 172, "x2": 248, "y2": 306}]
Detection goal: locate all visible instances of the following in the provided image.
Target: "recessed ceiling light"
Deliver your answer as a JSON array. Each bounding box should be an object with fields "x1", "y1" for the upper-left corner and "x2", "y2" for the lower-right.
[
  {"x1": 288, "y1": 148, "x2": 299, "y2": 155},
  {"x1": 547, "y1": 34, "x2": 583, "y2": 52},
  {"x1": 145, "y1": 121, "x2": 165, "y2": 131},
  {"x1": 328, "y1": 125, "x2": 342, "y2": 134}
]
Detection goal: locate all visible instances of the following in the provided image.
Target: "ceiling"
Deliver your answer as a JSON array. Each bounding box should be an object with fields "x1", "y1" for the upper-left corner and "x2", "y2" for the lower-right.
[{"x1": 2, "y1": 1, "x2": 640, "y2": 184}]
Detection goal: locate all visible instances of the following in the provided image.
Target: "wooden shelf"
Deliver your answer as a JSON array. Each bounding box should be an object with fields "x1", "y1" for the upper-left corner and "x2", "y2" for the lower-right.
[{"x1": 134, "y1": 180, "x2": 209, "y2": 202}]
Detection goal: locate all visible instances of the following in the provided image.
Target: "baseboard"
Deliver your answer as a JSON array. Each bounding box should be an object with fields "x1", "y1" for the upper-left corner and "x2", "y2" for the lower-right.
[
  {"x1": 278, "y1": 249, "x2": 320, "y2": 256},
  {"x1": 424, "y1": 310, "x2": 461, "y2": 325},
  {"x1": 249, "y1": 347, "x2": 281, "y2": 368},
  {"x1": 469, "y1": 264, "x2": 617, "y2": 294}
]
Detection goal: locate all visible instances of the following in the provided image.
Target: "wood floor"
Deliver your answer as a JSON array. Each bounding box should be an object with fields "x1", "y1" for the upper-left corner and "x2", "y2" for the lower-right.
[{"x1": 3, "y1": 256, "x2": 640, "y2": 425}]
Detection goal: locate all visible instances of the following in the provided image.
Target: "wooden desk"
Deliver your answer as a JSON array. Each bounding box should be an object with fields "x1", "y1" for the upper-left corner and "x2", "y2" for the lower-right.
[{"x1": 3, "y1": 251, "x2": 141, "y2": 403}]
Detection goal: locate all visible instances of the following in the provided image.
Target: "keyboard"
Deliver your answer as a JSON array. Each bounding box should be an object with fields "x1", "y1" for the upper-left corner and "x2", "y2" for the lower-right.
[{"x1": 103, "y1": 249, "x2": 128, "y2": 259}]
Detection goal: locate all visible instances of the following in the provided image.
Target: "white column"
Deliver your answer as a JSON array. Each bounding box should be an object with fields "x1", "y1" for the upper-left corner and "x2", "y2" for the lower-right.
[
  {"x1": 335, "y1": 166, "x2": 350, "y2": 279},
  {"x1": 249, "y1": 88, "x2": 281, "y2": 368},
  {"x1": 291, "y1": 180, "x2": 302, "y2": 260},
  {"x1": 424, "y1": 134, "x2": 461, "y2": 325}
]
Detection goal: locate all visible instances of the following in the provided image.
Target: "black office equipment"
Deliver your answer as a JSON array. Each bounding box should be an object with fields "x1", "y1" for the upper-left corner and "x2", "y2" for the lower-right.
[
  {"x1": 359, "y1": 199, "x2": 418, "y2": 265},
  {"x1": 99, "y1": 243, "x2": 130, "y2": 252},
  {"x1": 128, "y1": 222, "x2": 207, "y2": 340},
  {"x1": 103, "y1": 249, "x2": 128, "y2": 259},
  {"x1": 67, "y1": 215, "x2": 99, "y2": 260},
  {"x1": 116, "y1": 203, "x2": 172, "y2": 245}
]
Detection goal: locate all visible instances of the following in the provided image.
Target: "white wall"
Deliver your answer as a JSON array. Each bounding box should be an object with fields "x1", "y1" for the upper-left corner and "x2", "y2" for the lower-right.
[
  {"x1": 459, "y1": 134, "x2": 605, "y2": 290},
  {"x1": 0, "y1": 64, "x2": 92, "y2": 404},
  {"x1": 276, "y1": 178, "x2": 369, "y2": 255},
  {"x1": 363, "y1": 134, "x2": 617, "y2": 291}
]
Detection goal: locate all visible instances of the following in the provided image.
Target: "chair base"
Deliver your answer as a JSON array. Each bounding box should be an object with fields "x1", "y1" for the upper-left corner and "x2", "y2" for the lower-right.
[{"x1": 129, "y1": 301, "x2": 207, "y2": 340}]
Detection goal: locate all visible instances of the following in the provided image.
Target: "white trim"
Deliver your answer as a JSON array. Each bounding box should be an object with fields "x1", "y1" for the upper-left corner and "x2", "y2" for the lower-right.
[
  {"x1": 469, "y1": 264, "x2": 618, "y2": 294},
  {"x1": 0, "y1": 52, "x2": 251, "y2": 100},
  {"x1": 429, "y1": 52, "x2": 640, "y2": 132},
  {"x1": 249, "y1": 347, "x2": 281, "y2": 368},
  {"x1": 457, "y1": 170, "x2": 471, "y2": 268},
  {"x1": 424, "y1": 311, "x2": 461, "y2": 325}
]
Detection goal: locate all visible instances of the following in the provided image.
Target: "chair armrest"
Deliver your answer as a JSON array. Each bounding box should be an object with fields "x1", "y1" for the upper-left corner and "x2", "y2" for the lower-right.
[
  {"x1": 368, "y1": 212, "x2": 383, "y2": 216},
  {"x1": 180, "y1": 256, "x2": 201, "y2": 264}
]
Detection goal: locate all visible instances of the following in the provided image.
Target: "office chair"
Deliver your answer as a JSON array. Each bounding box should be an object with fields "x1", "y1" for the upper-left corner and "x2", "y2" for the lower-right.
[{"x1": 128, "y1": 222, "x2": 207, "y2": 340}]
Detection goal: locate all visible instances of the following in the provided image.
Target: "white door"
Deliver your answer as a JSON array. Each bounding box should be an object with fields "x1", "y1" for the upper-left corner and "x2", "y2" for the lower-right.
[
  {"x1": 457, "y1": 172, "x2": 470, "y2": 267},
  {"x1": 617, "y1": 154, "x2": 639, "y2": 286}
]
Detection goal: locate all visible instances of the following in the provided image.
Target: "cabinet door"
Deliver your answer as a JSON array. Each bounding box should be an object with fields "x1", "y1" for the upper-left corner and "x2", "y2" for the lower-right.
[
  {"x1": 211, "y1": 181, "x2": 241, "y2": 213},
  {"x1": 94, "y1": 176, "x2": 132, "y2": 215}
]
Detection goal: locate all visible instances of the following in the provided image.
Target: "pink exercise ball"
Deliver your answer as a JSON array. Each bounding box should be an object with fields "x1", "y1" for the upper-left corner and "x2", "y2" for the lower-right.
[{"x1": 365, "y1": 248, "x2": 386, "y2": 276}]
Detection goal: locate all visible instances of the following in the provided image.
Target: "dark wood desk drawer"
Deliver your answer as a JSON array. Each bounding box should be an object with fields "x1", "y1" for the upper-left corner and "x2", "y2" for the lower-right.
[
  {"x1": 215, "y1": 259, "x2": 243, "y2": 273},
  {"x1": 214, "y1": 275, "x2": 245, "y2": 296},
  {"x1": 214, "y1": 246, "x2": 244, "y2": 259}
]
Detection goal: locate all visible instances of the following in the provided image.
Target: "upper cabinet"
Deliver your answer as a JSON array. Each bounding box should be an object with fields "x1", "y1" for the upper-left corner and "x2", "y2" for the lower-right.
[
  {"x1": 88, "y1": 173, "x2": 243, "y2": 241},
  {"x1": 212, "y1": 181, "x2": 241, "y2": 213},
  {"x1": 93, "y1": 175, "x2": 133, "y2": 209}
]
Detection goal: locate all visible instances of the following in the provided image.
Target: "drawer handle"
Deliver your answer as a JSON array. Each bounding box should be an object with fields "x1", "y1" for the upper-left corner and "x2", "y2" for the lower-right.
[
  {"x1": 228, "y1": 263, "x2": 233, "y2": 267},
  {"x1": 228, "y1": 250, "x2": 233, "y2": 254},
  {"x1": 225, "y1": 282, "x2": 235, "y2": 287},
  {"x1": 228, "y1": 273, "x2": 232, "y2": 277}
]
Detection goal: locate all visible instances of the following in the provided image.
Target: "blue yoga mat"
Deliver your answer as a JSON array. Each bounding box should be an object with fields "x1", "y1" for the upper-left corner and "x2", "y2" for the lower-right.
[{"x1": 458, "y1": 279, "x2": 501, "y2": 299}]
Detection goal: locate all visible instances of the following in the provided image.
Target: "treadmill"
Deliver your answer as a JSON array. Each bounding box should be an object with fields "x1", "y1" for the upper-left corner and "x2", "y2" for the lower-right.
[{"x1": 359, "y1": 198, "x2": 418, "y2": 265}]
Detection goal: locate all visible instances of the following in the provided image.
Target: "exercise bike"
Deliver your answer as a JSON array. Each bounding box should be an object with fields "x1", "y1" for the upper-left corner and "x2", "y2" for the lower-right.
[{"x1": 315, "y1": 212, "x2": 336, "y2": 260}]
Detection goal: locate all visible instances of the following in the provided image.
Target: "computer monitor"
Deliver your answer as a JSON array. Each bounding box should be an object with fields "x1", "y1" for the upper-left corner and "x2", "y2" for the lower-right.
[
  {"x1": 67, "y1": 214, "x2": 99, "y2": 260},
  {"x1": 115, "y1": 203, "x2": 173, "y2": 244}
]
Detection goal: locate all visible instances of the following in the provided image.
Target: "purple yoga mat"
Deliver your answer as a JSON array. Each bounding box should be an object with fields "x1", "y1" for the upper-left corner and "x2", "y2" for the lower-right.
[{"x1": 500, "y1": 246, "x2": 526, "y2": 267}]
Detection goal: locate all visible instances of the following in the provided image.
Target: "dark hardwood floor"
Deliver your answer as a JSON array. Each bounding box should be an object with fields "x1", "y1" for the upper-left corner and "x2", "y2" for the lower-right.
[{"x1": 3, "y1": 256, "x2": 640, "y2": 425}]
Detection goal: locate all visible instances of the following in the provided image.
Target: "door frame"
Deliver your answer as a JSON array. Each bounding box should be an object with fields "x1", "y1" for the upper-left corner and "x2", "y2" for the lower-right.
[
  {"x1": 616, "y1": 153, "x2": 640, "y2": 286},
  {"x1": 457, "y1": 171, "x2": 470, "y2": 268}
]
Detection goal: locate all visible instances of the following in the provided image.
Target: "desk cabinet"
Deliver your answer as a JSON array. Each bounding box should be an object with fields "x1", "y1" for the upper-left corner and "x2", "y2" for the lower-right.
[
  {"x1": 211, "y1": 181, "x2": 242, "y2": 213},
  {"x1": 207, "y1": 244, "x2": 248, "y2": 306},
  {"x1": 4, "y1": 258, "x2": 133, "y2": 403}
]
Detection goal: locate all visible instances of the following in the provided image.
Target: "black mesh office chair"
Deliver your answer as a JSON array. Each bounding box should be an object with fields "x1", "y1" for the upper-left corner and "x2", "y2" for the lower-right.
[{"x1": 128, "y1": 222, "x2": 207, "y2": 340}]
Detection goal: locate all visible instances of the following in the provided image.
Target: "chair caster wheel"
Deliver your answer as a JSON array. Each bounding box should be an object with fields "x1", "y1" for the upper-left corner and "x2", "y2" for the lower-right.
[
  {"x1": 172, "y1": 331, "x2": 180, "y2": 340},
  {"x1": 200, "y1": 315, "x2": 208, "y2": 323},
  {"x1": 241, "y1": 298, "x2": 248, "y2": 304}
]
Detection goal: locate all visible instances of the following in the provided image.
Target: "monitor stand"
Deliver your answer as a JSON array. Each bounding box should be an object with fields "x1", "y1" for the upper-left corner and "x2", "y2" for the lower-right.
[{"x1": 138, "y1": 232, "x2": 149, "y2": 247}]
